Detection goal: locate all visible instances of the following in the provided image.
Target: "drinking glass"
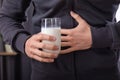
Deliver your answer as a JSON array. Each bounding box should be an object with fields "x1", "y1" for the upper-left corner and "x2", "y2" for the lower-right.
[{"x1": 41, "y1": 18, "x2": 61, "y2": 54}]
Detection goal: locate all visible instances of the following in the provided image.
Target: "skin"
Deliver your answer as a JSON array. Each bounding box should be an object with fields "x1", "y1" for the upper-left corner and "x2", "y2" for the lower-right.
[
  {"x1": 25, "y1": 11, "x2": 92, "y2": 63},
  {"x1": 60, "y1": 11, "x2": 92, "y2": 54}
]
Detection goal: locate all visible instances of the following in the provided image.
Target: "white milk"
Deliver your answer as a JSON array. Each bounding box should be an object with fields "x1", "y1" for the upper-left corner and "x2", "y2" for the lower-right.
[{"x1": 41, "y1": 28, "x2": 61, "y2": 54}]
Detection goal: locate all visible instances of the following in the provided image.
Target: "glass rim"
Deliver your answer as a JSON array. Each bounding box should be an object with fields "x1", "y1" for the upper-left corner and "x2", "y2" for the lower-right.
[
  {"x1": 41, "y1": 18, "x2": 61, "y2": 28},
  {"x1": 41, "y1": 18, "x2": 61, "y2": 21}
]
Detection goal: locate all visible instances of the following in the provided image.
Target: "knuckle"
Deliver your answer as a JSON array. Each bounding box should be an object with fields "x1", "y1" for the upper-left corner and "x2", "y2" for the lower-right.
[
  {"x1": 29, "y1": 49, "x2": 32, "y2": 54},
  {"x1": 40, "y1": 58, "x2": 48, "y2": 62},
  {"x1": 71, "y1": 41, "x2": 75, "y2": 45},
  {"x1": 26, "y1": 41, "x2": 31, "y2": 47},
  {"x1": 75, "y1": 14, "x2": 79, "y2": 18},
  {"x1": 49, "y1": 35, "x2": 55, "y2": 41},
  {"x1": 48, "y1": 54, "x2": 54, "y2": 57},
  {"x1": 39, "y1": 34, "x2": 43, "y2": 39},
  {"x1": 29, "y1": 43, "x2": 33, "y2": 48},
  {"x1": 46, "y1": 35, "x2": 50, "y2": 39},
  {"x1": 46, "y1": 53, "x2": 55, "y2": 58},
  {"x1": 28, "y1": 50, "x2": 35, "y2": 58},
  {"x1": 48, "y1": 36, "x2": 52, "y2": 41},
  {"x1": 33, "y1": 34, "x2": 38, "y2": 39},
  {"x1": 41, "y1": 43, "x2": 46, "y2": 49},
  {"x1": 51, "y1": 54, "x2": 58, "y2": 58},
  {"x1": 29, "y1": 53, "x2": 34, "y2": 58},
  {"x1": 69, "y1": 36, "x2": 73, "y2": 41},
  {"x1": 39, "y1": 58, "x2": 44, "y2": 62},
  {"x1": 39, "y1": 51, "x2": 44, "y2": 57},
  {"x1": 51, "y1": 45, "x2": 56, "y2": 50},
  {"x1": 44, "y1": 52, "x2": 51, "y2": 58}
]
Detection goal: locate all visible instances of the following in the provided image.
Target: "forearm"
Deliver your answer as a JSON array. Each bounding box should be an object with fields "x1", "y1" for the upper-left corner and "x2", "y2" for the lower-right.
[
  {"x1": 0, "y1": 16, "x2": 31, "y2": 53},
  {"x1": 0, "y1": 0, "x2": 31, "y2": 54}
]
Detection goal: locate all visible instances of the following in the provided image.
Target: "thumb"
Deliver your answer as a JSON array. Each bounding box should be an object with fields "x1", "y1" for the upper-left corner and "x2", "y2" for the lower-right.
[{"x1": 70, "y1": 11, "x2": 84, "y2": 24}]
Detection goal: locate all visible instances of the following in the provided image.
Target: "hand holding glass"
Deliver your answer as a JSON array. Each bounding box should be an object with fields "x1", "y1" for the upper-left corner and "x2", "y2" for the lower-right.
[{"x1": 41, "y1": 18, "x2": 61, "y2": 54}]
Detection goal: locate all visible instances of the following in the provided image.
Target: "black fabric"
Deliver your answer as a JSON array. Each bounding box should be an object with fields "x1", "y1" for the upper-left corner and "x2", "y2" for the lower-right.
[
  {"x1": 0, "y1": 1, "x2": 32, "y2": 80},
  {"x1": 0, "y1": 54, "x2": 31, "y2": 80},
  {"x1": 0, "y1": 0, "x2": 120, "y2": 80}
]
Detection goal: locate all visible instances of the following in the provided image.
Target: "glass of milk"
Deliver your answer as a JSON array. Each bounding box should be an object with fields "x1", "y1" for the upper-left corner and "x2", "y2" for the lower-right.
[{"x1": 41, "y1": 18, "x2": 61, "y2": 54}]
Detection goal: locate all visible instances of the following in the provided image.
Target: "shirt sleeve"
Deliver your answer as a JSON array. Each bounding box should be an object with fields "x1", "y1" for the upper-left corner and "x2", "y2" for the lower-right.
[
  {"x1": 91, "y1": 21, "x2": 120, "y2": 49},
  {"x1": 110, "y1": 21, "x2": 120, "y2": 49},
  {"x1": 0, "y1": 0, "x2": 31, "y2": 54}
]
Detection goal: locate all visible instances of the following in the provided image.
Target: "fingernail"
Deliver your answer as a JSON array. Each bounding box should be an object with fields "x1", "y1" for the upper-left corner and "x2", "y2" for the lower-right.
[
  {"x1": 53, "y1": 37, "x2": 56, "y2": 41},
  {"x1": 50, "y1": 59, "x2": 54, "y2": 62},
  {"x1": 51, "y1": 36, "x2": 56, "y2": 41},
  {"x1": 55, "y1": 46, "x2": 59, "y2": 50},
  {"x1": 70, "y1": 11, "x2": 74, "y2": 14}
]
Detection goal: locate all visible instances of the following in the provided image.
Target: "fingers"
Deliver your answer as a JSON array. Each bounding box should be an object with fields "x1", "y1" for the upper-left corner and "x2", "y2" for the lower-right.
[
  {"x1": 61, "y1": 36, "x2": 73, "y2": 42},
  {"x1": 35, "y1": 33, "x2": 56, "y2": 41},
  {"x1": 27, "y1": 47, "x2": 58, "y2": 63},
  {"x1": 60, "y1": 47, "x2": 74, "y2": 54},
  {"x1": 61, "y1": 42, "x2": 71, "y2": 47},
  {"x1": 70, "y1": 11, "x2": 84, "y2": 24},
  {"x1": 61, "y1": 29, "x2": 71, "y2": 35},
  {"x1": 32, "y1": 41, "x2": 59, "y2": 51},
  {"x1": 31, "y1": 54, "x2": 55, "y2": 63},
  {"x1": 25, "y1": 33, "x2": 59, "y2": 63},
  {"x1": 30, "y1": 49, "x2": 58, "y2": 59}
]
